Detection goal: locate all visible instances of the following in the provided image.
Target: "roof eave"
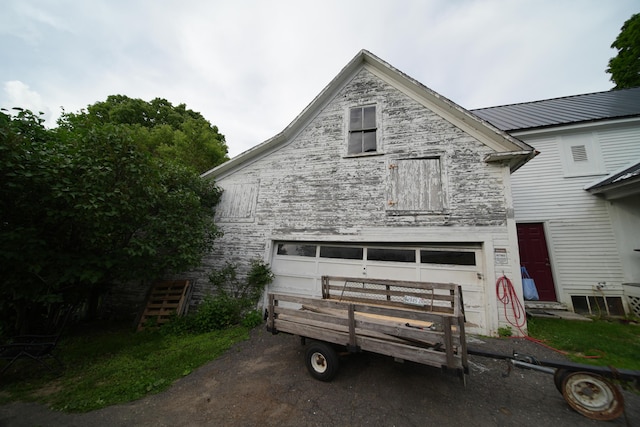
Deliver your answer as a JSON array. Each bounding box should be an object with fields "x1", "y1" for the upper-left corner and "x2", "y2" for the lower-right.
[{"x1": 484, "y1": 150, "x2": 539, "y2": 173}]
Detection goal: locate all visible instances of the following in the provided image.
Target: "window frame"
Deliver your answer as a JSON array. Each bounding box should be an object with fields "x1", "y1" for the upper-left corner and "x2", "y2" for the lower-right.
[{"x1": 345, "y1": 104, "x2": 381, "y2": 157}]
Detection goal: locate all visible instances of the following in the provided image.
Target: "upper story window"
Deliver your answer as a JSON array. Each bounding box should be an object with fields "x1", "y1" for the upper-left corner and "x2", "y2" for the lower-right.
[{"x1": 348, "y1": 105, "x2": 377, "y2": 155}]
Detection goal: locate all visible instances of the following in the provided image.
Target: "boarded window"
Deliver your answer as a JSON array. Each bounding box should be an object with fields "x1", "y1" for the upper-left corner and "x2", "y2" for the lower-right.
[
  {"x1": 216, "y1": 182, "x2": 259, "y2": 222},
  {"x1": 348, "y1": 106, "x2": 377, "y2": 154},
  {"x1": 387, "y1": 158, "x2": 444, "y2": 212}
]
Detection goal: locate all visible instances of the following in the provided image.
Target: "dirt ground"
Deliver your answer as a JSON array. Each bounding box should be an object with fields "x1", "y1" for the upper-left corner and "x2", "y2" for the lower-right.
[{"x1": 0, "y1": 327, "x2": 638, "y2": 427}]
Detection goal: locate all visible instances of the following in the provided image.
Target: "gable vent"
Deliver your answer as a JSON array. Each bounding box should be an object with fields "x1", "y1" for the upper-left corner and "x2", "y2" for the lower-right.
[{"x1": 570, "y1": 145, "x2": 588, "y2": 162}]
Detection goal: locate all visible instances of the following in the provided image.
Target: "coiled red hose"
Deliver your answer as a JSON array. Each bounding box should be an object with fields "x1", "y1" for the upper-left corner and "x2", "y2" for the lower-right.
[{"x1": 496, "y1": 275, "x2": 526, "y2": 335}]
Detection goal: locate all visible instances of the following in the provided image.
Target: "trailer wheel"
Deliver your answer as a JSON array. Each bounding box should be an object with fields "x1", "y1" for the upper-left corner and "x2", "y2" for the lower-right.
[
  {"x1": 305, "y1": 342, "x2": 339, "y2": 382},
  {"x1": 561, "y1": 371, "x2": 624, "y2": 421}
]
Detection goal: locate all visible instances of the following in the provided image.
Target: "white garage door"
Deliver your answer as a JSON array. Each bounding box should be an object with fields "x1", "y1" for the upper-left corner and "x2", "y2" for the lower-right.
[{"x1": 269, "y1": 242, "x2": 487, "y2": 334}]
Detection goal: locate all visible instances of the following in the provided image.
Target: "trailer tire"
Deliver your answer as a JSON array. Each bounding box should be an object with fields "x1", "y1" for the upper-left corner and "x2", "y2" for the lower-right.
[
  {"x1": 561, "y1": 371, "x2": 624, "y2": 421},
  {"x1": 553, "y1": 368, "x2": 570, "y2": 393},
  {"x1": 305, "y1": 342, "x2": 339, "y2": 382}
]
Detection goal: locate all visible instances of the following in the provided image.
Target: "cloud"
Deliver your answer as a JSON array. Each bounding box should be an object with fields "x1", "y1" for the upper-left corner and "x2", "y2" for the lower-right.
[{"x1": 2, "y1": 80, "x2": 53, "y2": 123}]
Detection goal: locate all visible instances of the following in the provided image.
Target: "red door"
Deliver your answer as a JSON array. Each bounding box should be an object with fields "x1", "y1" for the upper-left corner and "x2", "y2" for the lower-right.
[{"x1": 516, "y1": 223, "x2": 557, "y2": 301}]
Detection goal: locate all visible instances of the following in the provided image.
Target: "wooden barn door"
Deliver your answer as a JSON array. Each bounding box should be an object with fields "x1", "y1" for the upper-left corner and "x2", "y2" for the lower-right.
[{"x1": 517, "y1": 223, "x2": 557, "y2": 302}]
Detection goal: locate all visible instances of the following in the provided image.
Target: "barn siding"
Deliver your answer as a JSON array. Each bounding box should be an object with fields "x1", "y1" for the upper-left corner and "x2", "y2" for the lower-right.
[{"x1": 199, "y1": 68, "x2": 523, "y2": 336}]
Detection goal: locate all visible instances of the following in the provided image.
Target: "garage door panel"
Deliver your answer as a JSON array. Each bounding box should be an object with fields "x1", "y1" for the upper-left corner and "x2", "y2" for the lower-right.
[
  {"x1": 271, "y1": 257, "x2": 316, "y2": 276},
  {"x1": 318, "y1": 261, "x2": 364, "y2": 277},
  {"x1": 271, "y1": 275, "x2": 317, "y2": 297},
  {"x1": 366, "y1": 264, "x2": 418, "y2": 281},
  {"x1": 418, "y1": 268, "x2": 478, "y2": 285}
]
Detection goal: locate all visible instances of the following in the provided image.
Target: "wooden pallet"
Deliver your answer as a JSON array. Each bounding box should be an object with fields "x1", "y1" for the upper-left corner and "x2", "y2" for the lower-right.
[{"x1": 137, "y1": 280, "x2": 191, "y2": 331}]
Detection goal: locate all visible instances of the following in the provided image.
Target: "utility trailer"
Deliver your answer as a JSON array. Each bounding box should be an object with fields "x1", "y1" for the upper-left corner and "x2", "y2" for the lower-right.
[
  {"x1": 267, "y1": 275, "x2": 468, "y2": 382},
  {"x1": 267, "y1": 275, "x2": 639, "y2": 422}
]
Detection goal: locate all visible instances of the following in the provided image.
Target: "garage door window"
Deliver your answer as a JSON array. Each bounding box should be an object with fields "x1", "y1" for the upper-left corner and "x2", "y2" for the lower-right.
[
  {"x1": 277, "y1": 243, "x2": 317, "y2": 257},
  {"x1": 367, "y1": 248, "x2": 416, "y2": 263},
  {"x1": 420, "y1": 250, "x2": 475, "y2": 266},
  {"x1": 319, "y1": 246, "x2": 363, "y2": 260}
]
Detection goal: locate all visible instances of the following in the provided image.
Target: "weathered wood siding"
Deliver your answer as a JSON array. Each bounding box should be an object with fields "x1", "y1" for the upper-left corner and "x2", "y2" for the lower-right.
[
  {"x1": 199, "y1": 68, "x2": 523, "y2": 335},
  {"x1": 512, "y1": 121, "x2": 640, "y2": 307}
]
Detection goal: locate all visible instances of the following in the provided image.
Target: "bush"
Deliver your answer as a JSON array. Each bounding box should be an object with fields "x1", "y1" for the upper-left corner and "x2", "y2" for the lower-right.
[
  {"x1": 162, "y1": 294, "x2": 242, "y2": 335},
  {"x1": 163, "y1": 260, "x2": 273, "y2": 335},
  {"x1": 241, "y1": 310, "x2": 264, "y2": 329}
]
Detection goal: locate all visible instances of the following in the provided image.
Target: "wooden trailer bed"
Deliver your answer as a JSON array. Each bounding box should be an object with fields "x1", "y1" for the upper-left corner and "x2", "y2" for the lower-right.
[{"x1": 267, "y1": 276, "x2": 468, "y2": 380}]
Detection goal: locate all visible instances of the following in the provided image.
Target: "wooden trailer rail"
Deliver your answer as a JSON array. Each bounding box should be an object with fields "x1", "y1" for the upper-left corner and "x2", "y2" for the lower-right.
[{"x1": 267, "y1": 276, "x2": 468, "y2": 376}]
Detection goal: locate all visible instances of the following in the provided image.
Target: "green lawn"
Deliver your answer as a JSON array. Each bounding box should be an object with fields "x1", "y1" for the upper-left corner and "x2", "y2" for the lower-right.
[
  {"x1": 0, "y1": 323, "x2": 250, "y2": 412},
  {"x1": 527, "y1": 317, "x2": 640, "y2": 371}
]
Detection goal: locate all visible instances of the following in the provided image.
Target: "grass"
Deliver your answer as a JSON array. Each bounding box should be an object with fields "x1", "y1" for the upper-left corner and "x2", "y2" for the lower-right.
[
  {"x1": 0, "y1": 322, "x2": 250, "y2": 412},
  {"x1": 527, "y1": 317, "x2": 640, "y2": 370}
]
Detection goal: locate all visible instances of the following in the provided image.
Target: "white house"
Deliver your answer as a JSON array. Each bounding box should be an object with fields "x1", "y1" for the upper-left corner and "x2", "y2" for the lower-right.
[
  {"x1": 473, "y1": 87, "x2": 640, "y2": 317},
  {"x1": 200, "y1": 50, "x2": 535, "y2": 336}
]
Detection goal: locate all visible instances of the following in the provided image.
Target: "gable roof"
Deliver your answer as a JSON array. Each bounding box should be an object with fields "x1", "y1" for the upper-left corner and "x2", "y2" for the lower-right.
[
  {"x1": 472, "y1": 87, "x2": 640, "y2": 132},
  {"x1": 202, "y1": 50, "x2": 534, "y2": 180}
]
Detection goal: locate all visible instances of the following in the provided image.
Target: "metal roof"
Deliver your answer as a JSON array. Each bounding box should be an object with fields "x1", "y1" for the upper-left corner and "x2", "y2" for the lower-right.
[
  {"x1": 471, "y1": 87, "x2": 640, "y2": 132},
  {"x1": 586, "y1": 160, "x2": 640, "y2": 191}
]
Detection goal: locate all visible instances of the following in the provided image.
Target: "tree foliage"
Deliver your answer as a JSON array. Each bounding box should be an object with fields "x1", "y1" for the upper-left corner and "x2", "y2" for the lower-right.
[
  {"x1": 607, "y1": 13, "x2": 640, "y2": 90},
  {"x1": 60, "y1": 95, "x2": 229, "y2": 174},
  {"x1": 0, "y1": 106, "x2": 223, "y2": 334}
]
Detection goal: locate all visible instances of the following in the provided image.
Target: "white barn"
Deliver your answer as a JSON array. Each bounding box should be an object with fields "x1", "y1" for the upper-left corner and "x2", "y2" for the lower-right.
[{"x1": 199, "y1": 50, "x2": 535, "y2": 337}]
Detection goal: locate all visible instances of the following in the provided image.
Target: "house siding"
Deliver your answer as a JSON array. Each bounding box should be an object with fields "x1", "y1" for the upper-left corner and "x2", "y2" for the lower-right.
[
  {"x1": 200, "y1": 68, "x2": 524, "y2": 336},
  {"x1": 512, "y1": 121, "x2": 640, "y2": 308}
]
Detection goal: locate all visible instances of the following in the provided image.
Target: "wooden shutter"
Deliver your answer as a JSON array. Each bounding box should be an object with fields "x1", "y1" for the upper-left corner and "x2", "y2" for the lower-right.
[{"x1": 388, "y1": 158, "x2": 444, "y2": 212}]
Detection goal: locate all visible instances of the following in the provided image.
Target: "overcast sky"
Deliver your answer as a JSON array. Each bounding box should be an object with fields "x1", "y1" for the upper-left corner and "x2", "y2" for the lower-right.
[{"x1": 1, "y1": 1, "x2": 637, "y2": 157}]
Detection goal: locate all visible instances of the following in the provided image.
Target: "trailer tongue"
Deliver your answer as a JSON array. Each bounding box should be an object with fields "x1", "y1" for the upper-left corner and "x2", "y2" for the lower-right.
[{"x1": 467, "y1": 346, "x2": 637, "y2": 421}]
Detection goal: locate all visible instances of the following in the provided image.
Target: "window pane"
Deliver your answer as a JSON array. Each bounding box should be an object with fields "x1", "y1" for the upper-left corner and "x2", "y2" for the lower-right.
[
  {"x1": 368, "y1": 248, "x2": 415, "y2": 263},
  {"x1": 320, "y1": 246, "x2": 363, "y2": 260},
  {"x1": 363, "y1": 106, "x2": 376, "y2": 129},
  {"x1": 348, "y1": 132, "x2": 363, "y2": 154},
  {"x1": 420, "y1": 250, "x2": 475, "y2": 265},
  {"x1": 277, "y1": 243, "x2": 316, "y2": 257},
  {"x1": 350, "y1": 108, "x2": 363, "y2": 131},
  {"x1": 363, "y1": 131, "x2": 377, "y2": 152}
]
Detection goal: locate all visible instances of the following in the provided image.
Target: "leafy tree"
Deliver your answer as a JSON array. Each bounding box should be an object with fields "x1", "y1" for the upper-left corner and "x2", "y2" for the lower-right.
[
  {"x1": 607, "y1": 13, "x2": 640, "y2": 89},
  {"x1": 0, "y1": 108, "x2": 222, "y2": 334},
  {"x1": 61, "y1": 95, "x2": 229, "y2": 174}
]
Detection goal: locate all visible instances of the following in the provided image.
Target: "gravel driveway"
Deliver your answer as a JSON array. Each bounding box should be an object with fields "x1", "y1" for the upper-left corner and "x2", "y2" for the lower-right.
[{"x1": 1, "y1": 327, "x2": 638, "y2": 426}]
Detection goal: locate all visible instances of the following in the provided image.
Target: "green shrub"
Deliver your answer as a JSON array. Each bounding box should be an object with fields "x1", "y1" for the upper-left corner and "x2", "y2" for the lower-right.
[
  {"x1": 241, "y1": 309, "x2": 264, "y2": 329},
  {"x1": 498, "y1": 326, "x2": 513, "y2": 337},
  {"x1": 163, "y1": 260, "x2": 273, "y2": 335},
  {"x1": 163, "y1": 293, "x2": 242, "y2": 335}
]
